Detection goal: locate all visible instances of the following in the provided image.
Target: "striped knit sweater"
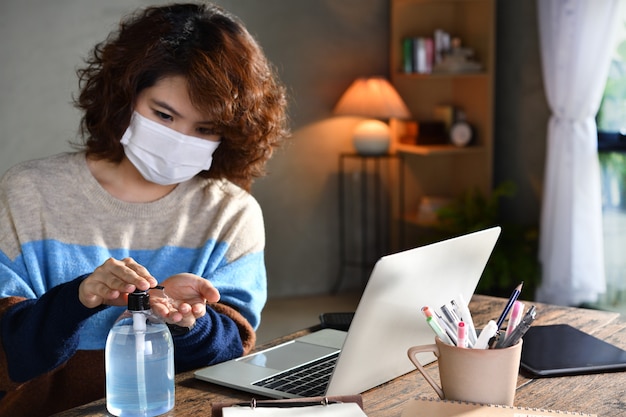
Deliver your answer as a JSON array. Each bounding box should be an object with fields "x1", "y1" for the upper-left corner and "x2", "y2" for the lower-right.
[{"x1": 0, "y1": 152, "x2": 266, "y2": 416}]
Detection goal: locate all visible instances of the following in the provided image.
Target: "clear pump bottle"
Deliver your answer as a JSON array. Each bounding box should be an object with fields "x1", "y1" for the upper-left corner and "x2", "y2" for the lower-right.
[{"x1": 105, "y1": 289, "x2": 175, "y2": 417}]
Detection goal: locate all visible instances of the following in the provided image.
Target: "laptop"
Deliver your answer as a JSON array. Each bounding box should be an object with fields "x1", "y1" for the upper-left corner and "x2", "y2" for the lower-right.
[
  {"x1": 520, "y1": 324, "x2": 626, "y2": 377},
  {"x1": 194, "y1": 226, "x2": 501, "y2": 398}
]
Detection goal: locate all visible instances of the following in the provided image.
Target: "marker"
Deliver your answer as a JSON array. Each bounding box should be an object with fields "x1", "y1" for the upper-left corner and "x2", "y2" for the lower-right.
[
  {"x1": 504, "y1": 301, "x2": 525, "y2": 340},
  {"x1": 474, "y1": 320, "x2": 498, "y2": 349},
  {"x1": 427, "y1": 316, "x2": 454, "y2": 345},
  {"x1": 457, "y1": 321, "x2": 468, "y2": 348},
  {"x1": 422, "y1": 306, "x2": 454, "y2": 345},
  {"x1": 451, "y1": 295, "x2": 477, "y2": 345},
  {"x1": 500, "y1": 305, "x2": 537, "y2": 348},
  {"x1": 422, "y1": 307, "x2": 450, "y2": 336}
]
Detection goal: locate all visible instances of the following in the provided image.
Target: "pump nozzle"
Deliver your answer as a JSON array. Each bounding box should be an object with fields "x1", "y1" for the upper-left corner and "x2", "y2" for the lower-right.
[{"x1": 128, "y1": 289, "x2": 150, "y2": 311}]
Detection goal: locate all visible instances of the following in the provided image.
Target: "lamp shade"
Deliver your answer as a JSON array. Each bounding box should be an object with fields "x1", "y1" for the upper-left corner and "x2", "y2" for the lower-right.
[
  {"x1": 333, "y1": 77, "x2": 411, "y2": 155},
  {"x1": 333, "y1": 77, "x2": 411, "y2": 120}
]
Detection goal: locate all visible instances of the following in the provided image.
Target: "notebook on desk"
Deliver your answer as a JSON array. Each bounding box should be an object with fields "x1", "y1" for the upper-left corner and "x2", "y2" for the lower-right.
[{"x1": 194, "y1": 226, "x2": 501, "y2": 398}]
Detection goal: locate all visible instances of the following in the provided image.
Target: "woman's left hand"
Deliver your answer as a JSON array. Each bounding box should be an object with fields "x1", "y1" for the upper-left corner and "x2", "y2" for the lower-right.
[{"x1": 150, "y1": 273, "x2": 220, "y2": 327}]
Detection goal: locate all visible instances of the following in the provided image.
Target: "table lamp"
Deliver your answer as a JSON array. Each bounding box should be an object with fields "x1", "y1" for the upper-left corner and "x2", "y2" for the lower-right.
[{"x1": 333, "y1": 76, "x2": 411, "y2": 155}]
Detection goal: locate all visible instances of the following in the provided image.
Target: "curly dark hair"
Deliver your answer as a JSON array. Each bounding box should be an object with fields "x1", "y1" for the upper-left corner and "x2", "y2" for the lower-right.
[{"x1": 74, "y1": 2, "x2": 289, "y2": 191}]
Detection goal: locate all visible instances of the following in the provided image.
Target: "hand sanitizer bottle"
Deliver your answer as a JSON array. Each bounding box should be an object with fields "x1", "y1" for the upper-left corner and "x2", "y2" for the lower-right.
[{"x1": 105, "y1": 289, "x2": 175, "y2": 416}]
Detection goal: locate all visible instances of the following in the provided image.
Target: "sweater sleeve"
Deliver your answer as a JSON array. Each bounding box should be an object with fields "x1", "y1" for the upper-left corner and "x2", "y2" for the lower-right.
[
  {"x1": 0, "y1": 276, "x2": 106, "y2": 383},
  {"x1": 170, "y1": 301, "x2": 255, "y2": 372}
]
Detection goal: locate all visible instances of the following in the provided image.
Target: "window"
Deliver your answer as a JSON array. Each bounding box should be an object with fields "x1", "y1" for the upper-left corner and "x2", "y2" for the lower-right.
[{"x1": 595, "y1": 16, "x2": 626, "y2": 311}]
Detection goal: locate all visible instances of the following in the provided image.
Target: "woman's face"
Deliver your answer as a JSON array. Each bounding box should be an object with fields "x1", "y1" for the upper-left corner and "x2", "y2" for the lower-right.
[{"x1": 134, "y1": 75, "x2": 220, "y2": 142}]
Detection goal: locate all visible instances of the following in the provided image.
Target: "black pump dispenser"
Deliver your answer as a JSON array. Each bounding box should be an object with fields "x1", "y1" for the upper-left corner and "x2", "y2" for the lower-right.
[{"x1": 128, "y1": 289, "x2": 150, "y2": 311}]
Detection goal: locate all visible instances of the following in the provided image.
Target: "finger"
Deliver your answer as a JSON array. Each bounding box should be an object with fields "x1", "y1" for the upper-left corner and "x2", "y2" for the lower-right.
[
  {"x1": 191, "y1": 302, "x2": 207, "y2": 317},
  {"x1": 175, "y1": 302, "x2": 192, "y2": 315},
  {"x1": 121, "y1": 258, "x2": 158, "y2": 289},
  {"x1": 195, "y1": 280, "x2": 220, "y2": 303},
  {"x1": 93, "y1": 259, "x2": 135, "y2": 294},
  {"x1": 117, "y1": 257, "x2": 157, "y2": 290},
  {"x1": 93, "y1": 259, "x2": 131, "y2": 292},
  {"x1": 79, "y1": 270, "x2": 124, "y2": 308},
  {"x1": 78, "y1": 285, "x2": 103, "y2": 309},
  {"x1": 167, "y1": 310, "x2": 184, "y2": 323}
]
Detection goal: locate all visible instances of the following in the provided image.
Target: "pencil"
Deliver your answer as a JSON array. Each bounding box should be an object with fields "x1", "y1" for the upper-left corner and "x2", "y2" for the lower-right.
[{"x1": 495, "y1": 282, "x2": 523, "y2": 329}]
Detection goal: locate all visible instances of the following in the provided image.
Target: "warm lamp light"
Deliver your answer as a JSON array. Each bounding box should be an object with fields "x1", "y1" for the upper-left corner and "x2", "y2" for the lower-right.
[{"x1": 333, "y1": 77, "x2": 411, "y2": 155}]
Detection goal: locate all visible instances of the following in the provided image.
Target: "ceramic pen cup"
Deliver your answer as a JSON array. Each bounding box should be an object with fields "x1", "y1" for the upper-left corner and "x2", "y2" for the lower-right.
[{"x1": 407, "y1": 336, "x2": 523, "y2": 406}]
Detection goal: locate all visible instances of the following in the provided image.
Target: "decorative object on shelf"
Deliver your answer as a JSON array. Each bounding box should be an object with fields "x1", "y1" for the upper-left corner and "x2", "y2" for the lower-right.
[
  {"x1": 334, "y1": 77, "x2": 411, "y2": 155},
  {"x1": 402, "y1": 30, "x2": 482, "y2": 75},
  {"x1": 433, "y1": 104, "x2": 456, "y2": 132},
  {"x1": 433, "y1": 37, "x2": 482, "y2": 74},
  {"x1": 448, "y1": 109, "x2": 473, "y2": 147},
  {"x1": 398, "y1": 120, "x2": 419, "y2": 145},
  {"x1": 415, "y1": 121, "x2": 447, "y2": 145},
  {"x1": 449, "y1": 120, "x2": 473, "y2": 147}
]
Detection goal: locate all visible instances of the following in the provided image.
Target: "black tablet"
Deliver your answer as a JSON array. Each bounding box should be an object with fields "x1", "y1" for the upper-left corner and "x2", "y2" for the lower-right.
[{"x1": 520, "y1": 324, "x2": 626, "y2": 377}]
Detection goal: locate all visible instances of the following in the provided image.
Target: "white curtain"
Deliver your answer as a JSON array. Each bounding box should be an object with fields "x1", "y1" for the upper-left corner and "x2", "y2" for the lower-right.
[{"x1": 536, "y1": 0, "x2": 621, "y2": 306}]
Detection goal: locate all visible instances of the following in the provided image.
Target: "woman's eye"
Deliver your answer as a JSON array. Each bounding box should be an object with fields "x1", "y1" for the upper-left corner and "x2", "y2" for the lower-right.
[
  {"x1": 197, "y1": 127, "x2": 216, "y2": 136},
  {"x1": 154, "y1": 110, "x2": 173, "y2": 121}
]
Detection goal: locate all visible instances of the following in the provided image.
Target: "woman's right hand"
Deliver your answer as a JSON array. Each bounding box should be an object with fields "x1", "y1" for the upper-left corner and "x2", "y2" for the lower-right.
[{"x1": 78, "y1": 257, "x2": 158, "y2": 308}]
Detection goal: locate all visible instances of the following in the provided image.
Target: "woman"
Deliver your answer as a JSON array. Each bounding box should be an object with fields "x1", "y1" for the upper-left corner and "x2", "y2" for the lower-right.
[{"x1": 0, "y1": 3, "x2": 288, "y2": 415}]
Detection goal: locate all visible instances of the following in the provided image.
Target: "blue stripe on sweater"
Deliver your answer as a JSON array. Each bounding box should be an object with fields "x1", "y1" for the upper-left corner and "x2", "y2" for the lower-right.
[{"x1": 0, "y1": 239, "x2": 266, "y2": 350}]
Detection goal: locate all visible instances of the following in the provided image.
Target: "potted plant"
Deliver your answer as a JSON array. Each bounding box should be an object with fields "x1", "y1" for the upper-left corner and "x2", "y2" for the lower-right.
[{"x1": 435, "y1": 181, "x2": 540, "y2": 299}]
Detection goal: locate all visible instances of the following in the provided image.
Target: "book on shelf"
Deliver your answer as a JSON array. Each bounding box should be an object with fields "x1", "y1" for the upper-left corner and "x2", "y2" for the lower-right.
[
  {"x1": 401, "y1": 29, "x2": 483, "y2": 75},
  {"x1": 402, "y1": 36, "x2": 434, "y2": 74},
  {"x1": 402, "y1": 29, "x2": 449, "y2": 74}
]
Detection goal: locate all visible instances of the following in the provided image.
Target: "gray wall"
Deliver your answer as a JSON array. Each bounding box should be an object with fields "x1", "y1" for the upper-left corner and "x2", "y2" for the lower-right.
[{"x1": 0, "y1": 1, "x2": 547, "y2": 297}]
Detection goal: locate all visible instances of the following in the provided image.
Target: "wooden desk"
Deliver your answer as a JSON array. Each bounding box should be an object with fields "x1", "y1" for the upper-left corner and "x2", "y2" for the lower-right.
[{"x1": 54, "y1": 295, "x2": 626, "y2": 417}]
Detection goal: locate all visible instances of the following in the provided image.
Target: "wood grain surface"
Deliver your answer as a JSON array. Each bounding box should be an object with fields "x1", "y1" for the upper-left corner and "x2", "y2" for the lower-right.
[{"x1": 52, "y1": 295, "x2": 626, "y2": 417}]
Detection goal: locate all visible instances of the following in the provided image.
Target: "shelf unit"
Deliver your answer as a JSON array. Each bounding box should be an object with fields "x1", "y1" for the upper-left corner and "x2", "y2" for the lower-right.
[{"x1": 389, "y1": 0, "x2": 496, "y2": 233}]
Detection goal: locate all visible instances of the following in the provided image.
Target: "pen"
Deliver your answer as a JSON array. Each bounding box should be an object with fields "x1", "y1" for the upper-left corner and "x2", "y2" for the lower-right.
[
  {"x1": 451, "y1": 295, "x2": 477, "y2": 345},
  {"x1": 474, "y1": 319, "x2": 498, "y2": 349},
  {"x1": 422, "y1": 306, "x2": 454, "y2": 345},
  {"x1": 495, "y1": 282, "x2": 523, "y2": 329},
  {"x1": 500, "y1": 305, "x2": 537, "y2": 348},
  {"x1": 440, "y1": 303, "x2": 461, "y2": 327},
  {"x1": 457, "y1": 321, "x2": 468, "y2": 348},
  {"x1": 504, "y1": 300, "x2": 525, "y2": 340},
  {"x1": 434, "y1": 309, "x2": 458, "y2": 345}
]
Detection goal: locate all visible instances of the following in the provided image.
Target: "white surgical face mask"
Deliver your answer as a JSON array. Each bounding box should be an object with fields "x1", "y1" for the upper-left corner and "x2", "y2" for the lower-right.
[{"x1": 121, "y1": 111, "x2": 220, "y2": 185}]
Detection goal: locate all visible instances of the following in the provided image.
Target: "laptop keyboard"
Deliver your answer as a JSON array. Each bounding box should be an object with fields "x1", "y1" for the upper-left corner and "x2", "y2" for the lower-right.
[{"x1": 252, "y1": 351, "x2": 340, "y2": 397}]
